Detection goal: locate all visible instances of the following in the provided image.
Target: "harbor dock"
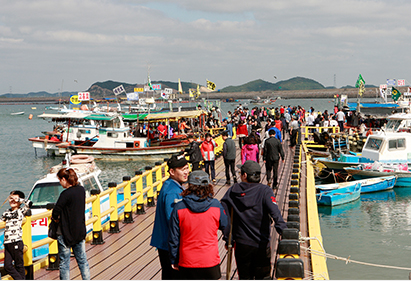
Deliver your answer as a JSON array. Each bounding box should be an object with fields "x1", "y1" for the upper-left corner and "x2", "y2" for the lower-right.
[{"x1": 2, "y1": 130, "x2": 328, "y2": 280}]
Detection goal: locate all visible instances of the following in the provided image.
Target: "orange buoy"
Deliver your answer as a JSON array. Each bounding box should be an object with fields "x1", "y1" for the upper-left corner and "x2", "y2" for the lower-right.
[{"x1": 28, "y1": 114, "x2": 33, "y2": 120}]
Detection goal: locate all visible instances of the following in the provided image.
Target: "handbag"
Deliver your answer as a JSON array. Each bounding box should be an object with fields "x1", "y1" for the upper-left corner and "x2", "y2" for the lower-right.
[{"x1": 48, "y1": 219, "x2": 58, "y2": 240}]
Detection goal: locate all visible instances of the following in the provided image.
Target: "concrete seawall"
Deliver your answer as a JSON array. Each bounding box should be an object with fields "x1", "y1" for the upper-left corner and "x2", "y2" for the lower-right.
[{"x1": 1, "y1": 86, "x2": 404, "y2": 102}]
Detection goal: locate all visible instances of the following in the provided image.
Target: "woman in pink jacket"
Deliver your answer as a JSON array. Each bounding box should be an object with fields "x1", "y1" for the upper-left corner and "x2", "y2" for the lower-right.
[{"x1": 241, "y1": 137, "x2": 259, "y2": 164}]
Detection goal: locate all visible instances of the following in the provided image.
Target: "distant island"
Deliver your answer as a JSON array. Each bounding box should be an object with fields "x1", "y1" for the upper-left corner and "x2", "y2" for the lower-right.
[{"x1": 0, "y1": 76, "x2": 391, "y2": 102}]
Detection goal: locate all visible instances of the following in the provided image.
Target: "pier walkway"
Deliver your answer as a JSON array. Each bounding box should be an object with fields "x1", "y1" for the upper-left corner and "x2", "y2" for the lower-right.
[{"x1": 33, "y1": 133, "x2": 310, "y2": 280}]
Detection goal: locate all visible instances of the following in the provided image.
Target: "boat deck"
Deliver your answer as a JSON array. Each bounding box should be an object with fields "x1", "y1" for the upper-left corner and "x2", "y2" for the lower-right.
[{"x1": 33, "y1": 132, "x2": 310, "y2": 280}]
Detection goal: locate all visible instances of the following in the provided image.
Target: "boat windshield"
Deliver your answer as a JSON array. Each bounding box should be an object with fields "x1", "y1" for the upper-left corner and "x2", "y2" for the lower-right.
[
  {"x1": 385, "y1": 119, "x2": 403, "y2": 131},
  {"x1": 28, "y1": 182, "x2": 65, "y2": 208},
  {"x1": 364, "y1": 137, "x2": 383, "y2": 151}
]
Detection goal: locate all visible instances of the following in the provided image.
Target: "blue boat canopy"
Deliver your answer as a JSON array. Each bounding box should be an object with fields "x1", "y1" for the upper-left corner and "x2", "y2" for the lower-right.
[{"x1": 347, "y1": 102, "x2": 400, "y2": 111}]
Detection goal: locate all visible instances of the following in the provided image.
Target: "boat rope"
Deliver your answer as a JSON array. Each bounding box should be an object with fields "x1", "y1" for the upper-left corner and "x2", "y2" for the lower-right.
[{"x1": 300, "y1": 235, "x2": 411, "y2": 271}]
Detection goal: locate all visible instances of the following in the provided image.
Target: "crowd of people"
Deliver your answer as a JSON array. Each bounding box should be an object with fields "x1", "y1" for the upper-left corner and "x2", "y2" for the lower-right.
[
  {"x1": 149, "y1": 103, "x2": 310, "y2": 280},
  {"x1": 150, "y1": 154, "x2": 287, "y2": 280}
]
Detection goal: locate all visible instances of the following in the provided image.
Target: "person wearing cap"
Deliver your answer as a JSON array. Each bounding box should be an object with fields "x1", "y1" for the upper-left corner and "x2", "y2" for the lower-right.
[
  {"x1": 151, "y1": 154, "x2": 189, "y2": 280},
  {"x1": 222, "y1": 131, "x2": 237, "y2": 185},
  {"x1": 221, "y1": 160, "x2": 286, "y2": 280},
  {"x1": 201, "y1": 133, "x2": 218, "y2": 184},
  {"x1": 2, "y1": 190, "x2": 32, "y2": 280},
  {"x1": 263, "y1": 129, "x2": 285, "y2": 189},
  {"x1": 168, "y1": 170, "x2": 228, "y2": 279}
]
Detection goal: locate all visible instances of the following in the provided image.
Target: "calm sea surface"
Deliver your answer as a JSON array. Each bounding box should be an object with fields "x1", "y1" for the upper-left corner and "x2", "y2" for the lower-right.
[{"x1": 2, "y1": 97, "x2": 410, "y2": 279}]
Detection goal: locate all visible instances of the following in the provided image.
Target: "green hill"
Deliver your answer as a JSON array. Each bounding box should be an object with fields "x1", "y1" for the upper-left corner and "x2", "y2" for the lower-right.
[{"x1": 220, "y1": 77, "x2": 325, "y2": 92}]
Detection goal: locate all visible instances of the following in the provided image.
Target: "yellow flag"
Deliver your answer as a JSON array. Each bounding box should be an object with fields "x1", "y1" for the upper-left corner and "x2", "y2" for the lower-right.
[
  {"x1": 196, "y1": 84, "x2": 201, "y2": 98},
  {"x1": 189, "y1": 89, "x2": 194, "y2": 97},
  {"x1": 207, "y1": 79, "x2": 216, "y2": 91},
  {"x1": 178, "y1": 78, "x2": 183, "y2": 94},
  {"x1": 358, "y1": 81, "x2": 365, "y2": 97}
]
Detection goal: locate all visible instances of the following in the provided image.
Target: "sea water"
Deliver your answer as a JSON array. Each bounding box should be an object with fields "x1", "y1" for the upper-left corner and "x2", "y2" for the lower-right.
[{"x1": 2, "y1": 98, "x2": 410, "y2": 279}]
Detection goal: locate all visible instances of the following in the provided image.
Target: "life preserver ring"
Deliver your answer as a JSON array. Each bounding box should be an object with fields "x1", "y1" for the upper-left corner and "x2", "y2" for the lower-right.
[
  {"x1": 134, "y1": 141, "x2": 140, "y2": 148},
  {"x1": 70, "y1": 155, "x2": 94, "y2": 164}
]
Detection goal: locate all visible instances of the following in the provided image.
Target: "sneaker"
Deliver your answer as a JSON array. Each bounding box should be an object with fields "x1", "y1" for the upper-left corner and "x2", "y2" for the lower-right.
[
  {"x1": 233, "y1": 177, "x2": 238, "y2": 183},
  {"x1": 267, "y1": 180, "x2": 272, "y2": 186},
  {"x1": 225, "y1": 180, "x2": 231, "y2": 185},
  {"x1": 212, "y1": 179, "x2": 216, "y2": 184}
]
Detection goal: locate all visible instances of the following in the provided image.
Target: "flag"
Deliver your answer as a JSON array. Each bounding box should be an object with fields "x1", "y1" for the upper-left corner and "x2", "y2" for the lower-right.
[
  {"x1": 379, "y1": 88, "x2": 386, "y2": 99},
  {"x1": 126, "y1": 92, "x2": 139, "y2": 101},
  {"x1": 392, "y1": 87, "x2": 402, "y2": 101},
  {"x1": 189, "y1": 89, "x2": 194, "y2": 98},
  {"x1": 355, "y1": 74, "x2": 365, "y2": 88},
  {"x1": 207, "y1": 79, "x2": 216, "y2": 91},
  {"x1": 398, "y1": 79, "x2": 405, "y2": 86},
  {"x1": 196, "y1": 84, "x2": 201, "y2": 99},
  {"x1": 358, "y1": 81, "x2": 365, "y2": 97},
  {"x1": 160, "y1": 91, "x2": 168, "y2": 99},
  {"x1": 178, "y1": 78, "x2": 183, "y2": 94},
  {"x1": 113, "y1": 85, "x2": 125, "y2": 95},
  {"x1": 147, "y1": 75, "x2": 153, "y2": 90}
]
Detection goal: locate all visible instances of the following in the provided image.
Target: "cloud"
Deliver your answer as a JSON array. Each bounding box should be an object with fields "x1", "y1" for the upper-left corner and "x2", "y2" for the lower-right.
[{"x1": 1, "y1": 0, "x2": 411, "y2": 94}]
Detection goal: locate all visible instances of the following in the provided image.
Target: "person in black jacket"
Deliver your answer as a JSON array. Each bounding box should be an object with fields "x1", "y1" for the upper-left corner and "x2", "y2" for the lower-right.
[
  {"x1": 221, "y1": 161, "x2": 287, "y2": 280},
  {"x1": 53, "y1": 168, "x2": 90, "y2": 280},
  {"x1": 263, "y1": 129, "x2": 285, "y2": 189},
  {"x1": 184, "y1": 135, "x2": 202, "y2": 171},
  {"x1": 222, "y1": 131, "x2": 237, "y2": 185}
]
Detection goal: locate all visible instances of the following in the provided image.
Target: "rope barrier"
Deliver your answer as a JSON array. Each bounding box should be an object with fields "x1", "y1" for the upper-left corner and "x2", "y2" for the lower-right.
[{"x1": 300, "y1": 236, "x2": 411, "y2": 271}]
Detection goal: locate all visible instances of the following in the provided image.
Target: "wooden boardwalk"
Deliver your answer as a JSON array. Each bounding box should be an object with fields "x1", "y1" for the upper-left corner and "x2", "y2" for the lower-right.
[{"x1": 34, "y1": 132, "x2": 309, "y2": 280}]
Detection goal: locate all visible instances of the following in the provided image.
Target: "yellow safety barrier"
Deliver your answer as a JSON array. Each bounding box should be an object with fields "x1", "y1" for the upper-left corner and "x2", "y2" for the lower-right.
[
  {"x1": 303, "y1": 143, "x2": 329, "y2": 280},
  {"x1": 301, "y1": 125, "x2": 339, "y2": 143},
  {"x1": 0, "y1": 160, "x2": 170, "y2": 279}
]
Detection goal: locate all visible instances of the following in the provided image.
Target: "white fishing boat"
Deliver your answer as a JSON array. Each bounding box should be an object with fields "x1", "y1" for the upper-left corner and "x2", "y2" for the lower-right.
[
  {"x1": 56, "y1": 110, "x2": 205, "y2": 160},
  {"x1": 0, "y1": 153, "x2": 116, "y2": 260},
  {"x1": 10, "y1": 111, "x2": 24, "y2": 115},
  {"x1": 317, "y1": 112, "x2": 411, "y2": 171},
  {"x1": 28, "y1": 112, "x2": 98, "y2": 155}
]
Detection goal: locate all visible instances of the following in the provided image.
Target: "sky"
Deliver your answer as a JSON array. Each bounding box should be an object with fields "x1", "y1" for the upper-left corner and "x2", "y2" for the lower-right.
[{"x1": 1, "y1": 0, "x2": 411, "y2": 95}]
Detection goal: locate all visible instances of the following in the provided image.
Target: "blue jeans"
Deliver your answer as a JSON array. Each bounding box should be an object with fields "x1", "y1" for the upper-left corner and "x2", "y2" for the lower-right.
[
  {"x1": 204, "y1": 160, "x2": 215, "y2": 180},
  {"x1": 57, "y1": 235, "x2": 90, "y2": 280}
]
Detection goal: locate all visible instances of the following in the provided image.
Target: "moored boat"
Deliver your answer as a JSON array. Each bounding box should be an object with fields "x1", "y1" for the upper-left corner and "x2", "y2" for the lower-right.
[
  {"x1": 316, "y1": 175, "x2": 396, "y2": 194},
  {"x1": 0, "y1": 154, "x2": 119, "y2": 260},
  {"x1": 28, "y1": 112, "x2": 98, "y2": 155},
  {"x1": 316, "y1": 182, "x2": 361, "y2": 206},
  {"x1": 10, "y1": 111, "x2": 24, "y2": 115},
  {"x1": 345, "y1": 163, "x2": 411, "y2": 187},
  {"x1": 56, "y1": 110, "x2": 206, "y2": 160}
]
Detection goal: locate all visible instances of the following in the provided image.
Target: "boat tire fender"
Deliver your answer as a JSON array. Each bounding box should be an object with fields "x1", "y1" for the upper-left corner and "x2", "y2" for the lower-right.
[{"x1": 71, "y1": 155, "x2": 94, "y2": 164}]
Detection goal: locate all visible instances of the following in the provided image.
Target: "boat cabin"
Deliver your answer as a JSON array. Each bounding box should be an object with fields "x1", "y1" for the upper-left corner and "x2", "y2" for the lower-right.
[{"x1": 361, "y1": 132, "x2": 411, "y2": 163}]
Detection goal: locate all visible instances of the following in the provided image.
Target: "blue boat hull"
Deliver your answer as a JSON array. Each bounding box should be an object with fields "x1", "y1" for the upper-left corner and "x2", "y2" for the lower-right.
[{"x1": 316, "y1": 183, "x2": 361, "y2": 206}]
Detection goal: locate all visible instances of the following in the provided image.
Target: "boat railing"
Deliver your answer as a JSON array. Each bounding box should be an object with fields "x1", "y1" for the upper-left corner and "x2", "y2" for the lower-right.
[{"x1": 301, "y1": 125, "x2": 340, "y2": 142}]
